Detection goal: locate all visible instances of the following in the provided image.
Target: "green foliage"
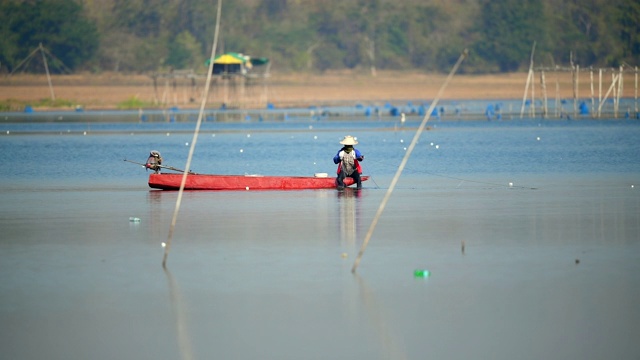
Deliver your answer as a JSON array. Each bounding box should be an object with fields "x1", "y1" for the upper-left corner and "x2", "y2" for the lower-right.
[
  {"x1": 117, "y1": 96, "x2": 154, "y2": 110},
  {"x1": 166, "y1": 31, "x2": 204, "y2": 70},
  {"x1": 1, "y1": 0, "x2": 638, "y2": 74},
  {"x1": 474, "y1": 0, "x2": 550, "y2": 72},
  {"x1": 0, "y1": 98, "x2": 75, "y2": 111},
  {"x1": 0, "y1": 0, "x2": 99, "y2": 72}
]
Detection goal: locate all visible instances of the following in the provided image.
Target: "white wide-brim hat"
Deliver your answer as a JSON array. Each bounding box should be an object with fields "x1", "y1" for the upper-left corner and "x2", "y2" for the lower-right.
[{"x1": 340, "y1": 135, "x2": 358, "y2": 145}]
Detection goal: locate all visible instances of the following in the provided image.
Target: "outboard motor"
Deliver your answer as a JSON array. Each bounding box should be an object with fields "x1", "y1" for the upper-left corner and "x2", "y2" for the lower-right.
[{"x1": 145, "y1": 150, "x2": 163, "y2": 173}]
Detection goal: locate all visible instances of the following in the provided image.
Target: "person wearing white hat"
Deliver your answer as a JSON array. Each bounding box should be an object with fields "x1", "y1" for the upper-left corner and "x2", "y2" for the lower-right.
[{"x1": 333, "y1": 135, "x2": 364, "y2": 190}]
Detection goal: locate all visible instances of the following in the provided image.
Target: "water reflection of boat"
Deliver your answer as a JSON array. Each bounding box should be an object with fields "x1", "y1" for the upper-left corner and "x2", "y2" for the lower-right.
[
  {"x1": 148, "y1": 173, "x2": 369, "y2": 191},
  {"x1": 338, "y1": 188, "x2": 362, "y2": 246}
]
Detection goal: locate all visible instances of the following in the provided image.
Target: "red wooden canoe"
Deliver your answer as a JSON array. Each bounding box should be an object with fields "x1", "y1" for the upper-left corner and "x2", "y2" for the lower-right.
[{"x1": 148, "y1": 173, "x2": 368, "y2": 190}]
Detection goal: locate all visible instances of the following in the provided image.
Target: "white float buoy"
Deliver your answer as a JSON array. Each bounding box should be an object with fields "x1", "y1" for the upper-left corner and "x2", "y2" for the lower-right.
[
  {"x1": 536, "y1": 136, "x2": 541, "y2": 141},
  {"x1": 240, "y1": 149, "x2": 243, "y2": 153},
  {"x1": 245, "y1": 186, "x2": 249, "y2": 190},
  {"x1": 185, "y1": 142, "x2": 189, "y2": 146},
  {"x1": 509, "y1": 182, "x2": 514, "y2": 187},
  {"x1": 435, "y1": 145, "x2": 439, "y2": 149}
]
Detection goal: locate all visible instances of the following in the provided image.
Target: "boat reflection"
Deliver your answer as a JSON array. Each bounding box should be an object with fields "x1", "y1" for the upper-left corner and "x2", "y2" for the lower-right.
[
  {"x1": 337, "y1": 189, "x2": 362, "y2": 249},
  {"x1": 354, "y1": 274, "x2": 407, "y2": 359}
]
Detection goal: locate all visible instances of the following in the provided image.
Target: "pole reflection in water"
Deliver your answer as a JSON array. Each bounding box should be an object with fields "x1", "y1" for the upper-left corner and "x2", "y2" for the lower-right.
[
  {"x1": 337, "y1": 189, "x2": 362, "y2": 251},
  {"x1": 164, "y1": 268, "x2": 194, "y2": 360},
  {"x1": 355, "y1": 274, "x2": 407, "y2": 359}
]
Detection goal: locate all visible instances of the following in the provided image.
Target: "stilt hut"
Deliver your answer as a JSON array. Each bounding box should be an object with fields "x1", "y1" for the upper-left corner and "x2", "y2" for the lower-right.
[{"x1": 206, "y1": 52, "x2": 270, "y2": 108}]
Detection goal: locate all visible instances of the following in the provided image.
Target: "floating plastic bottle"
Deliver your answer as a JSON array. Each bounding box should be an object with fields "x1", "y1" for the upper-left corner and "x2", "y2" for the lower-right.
[
  {"x1": 414, "y1": 269, "x2": 430, "y2": 278},
  {"x1": 129, "y1": 217, "x2": 141, "y2": 223}
]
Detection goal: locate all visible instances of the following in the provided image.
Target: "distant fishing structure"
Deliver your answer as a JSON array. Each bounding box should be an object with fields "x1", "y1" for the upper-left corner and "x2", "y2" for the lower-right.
[
  {"x1": 521, "y1": 43, "x2": 638, "y2": 119},
  {"x1": 150, "y1": 52, "x2": 270, "y2": 111},
  {"x1": 8, "y1": 43, "x2": 72, "y2": 101}
]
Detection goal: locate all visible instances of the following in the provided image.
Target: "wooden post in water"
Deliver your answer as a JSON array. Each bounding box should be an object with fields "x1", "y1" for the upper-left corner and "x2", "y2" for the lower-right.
[
  {"x1": 613, "y1": 71, "x2": 618, "y2": 118},
  {"x1": 531, "y1": 69, "x2": 536, "y2": 118},
  {"x1": 590, "y1": 69, "x2": 595, "y2": 118},
  {"x1": 598, "y1": 68, "x2": 603, "y2": 117},
  {"x1": 40, "y1": 43, "x2": 55, "y2": 101},
  {"x1": 520, "y1": 42, "x2": 536, "y2": 119},
  {"x1": 573, "y1": 65, "x2": 579, "y2": 118},
  {"x1": 555, "y1": 72, "x2": 560, "y2": 117},
  {"x1": 635, "y1": 66, "x2": 638, "y2": 116},
  {"x1": 617, "y1": 66, "x2": 623, "y2": 118},
  {"x1": 597, "y1": 72, "x2": 619, "y2": 116},
  {"x1": 540, "y1": 70, "x2": 548, "y2": 118}
]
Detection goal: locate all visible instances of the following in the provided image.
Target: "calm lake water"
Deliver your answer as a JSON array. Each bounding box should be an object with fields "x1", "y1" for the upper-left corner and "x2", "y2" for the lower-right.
[{"x1": 1, "y1": 116, "x2": 639, "y2": 360}]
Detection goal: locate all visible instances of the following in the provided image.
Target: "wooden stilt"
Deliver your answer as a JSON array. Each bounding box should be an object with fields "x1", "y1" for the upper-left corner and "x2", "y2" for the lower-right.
[
  {"x1": 40, "y1": 43, "x2": 55, "y2": 101},
  {"x1": 590, "y1": 69, "x2": 595, "y2": 118},
  {"x1": 613, "y1": 71, "x2": 618, "y2": 118},
  {"x1": 520, "y1": 69, "x2": 533, "y2": 119},
  {"x1": 617, "y1": 66, "x2": 623, "y2": 118},
  {"x1": 555, "y1": 73, "x2": 560, "y2": 118},
  {"x1": 520, "y1": 42, "x2": 536, "y2": 119},
  {"x1": 635, "y1": 66, "x2": 638, "y2": 115},
  {"x1": 573, "y1": 65, "x2": 579, "y2": 118},
  {"x1": 597, "y1": 72, "x2": 619, "y2": 116},
  {"x1": 531, "y1": 69, "x2": 535, "y2": 118},
  {"x1": 599, "y1": 69, "x2": 603, "y2": 117},
  {"x1": 540, "y1": 70, "x2": 547, "y2": 118}
]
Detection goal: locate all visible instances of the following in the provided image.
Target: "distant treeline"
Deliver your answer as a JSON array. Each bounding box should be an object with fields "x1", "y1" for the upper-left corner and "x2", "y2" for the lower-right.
[{"x1": 1, "y1": 0, "x2": 639, "y2": 74}]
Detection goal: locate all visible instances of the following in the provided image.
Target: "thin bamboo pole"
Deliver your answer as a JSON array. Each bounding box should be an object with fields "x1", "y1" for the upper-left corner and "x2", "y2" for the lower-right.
[
  {"x1": 163, "y1": 0, "x2": 223, "y2": 268},
  {"x1": 573, "y1": 65, "x2": 579, "y2": 117},
  {"x1": 351, "y1": 49, "x2": 468, "y2": 274},
  {"x1": 520, "y1": 69, "x2": 533, "y2": 119},
  {"x1": 555, "y1": 73, "x2": 562, "y2": 117},
  {"x1": 541, "y1": 70, "x2": 547, "y2": 118},
  {"x1": 599, "y1": 69, "x2": 603, "y2": 117},
  {"x1": 634, "y1": 66, "x2": 638, "y2": 117},
  {"x1": 531, "y1": 68, "x2": 535, "y2": 118},
  {"x1": 40, "y1": 43, "x2": 55, "y2": 101},
  {"x1": 590, "y1": 69, "x2": 595, "y2": 118},
  {"x1": 597, "y1": 73, "x2": 619, "y2": 116},
  {"x1": 617, "y1": 66, "x2": 623, "y2": 118},
  {"x1": 520, "y1": 42, "x2": 536, "y2": 119}
]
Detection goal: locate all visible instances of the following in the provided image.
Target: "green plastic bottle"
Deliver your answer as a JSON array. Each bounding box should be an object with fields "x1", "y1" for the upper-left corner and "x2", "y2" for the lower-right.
[{"x1": 414, "y1": 269, "x2": 430, "y2": 277}]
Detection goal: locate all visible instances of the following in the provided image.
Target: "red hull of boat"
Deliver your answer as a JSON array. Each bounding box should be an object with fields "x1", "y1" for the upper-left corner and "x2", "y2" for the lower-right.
[{"x1": 148, "y1": 173, "x2": 368, "y2": 190}]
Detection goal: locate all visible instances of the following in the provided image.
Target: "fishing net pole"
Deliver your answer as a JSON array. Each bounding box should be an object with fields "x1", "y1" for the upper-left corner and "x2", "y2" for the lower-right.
[
  {"x1": 163, "y1": 0, "x2": 223, "y2": 268},
  {"x1": 352, "y1": 49, "x2": 469, "y2": 274}
]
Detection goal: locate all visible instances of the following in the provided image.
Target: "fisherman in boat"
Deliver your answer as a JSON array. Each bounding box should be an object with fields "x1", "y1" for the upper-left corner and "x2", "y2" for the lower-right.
[
  {"x1": 333, "y1": 135, "x2": 364, "y2": 190},
  {"x1": 145, "y1": 150, "x2": 163, "y2": 173}
]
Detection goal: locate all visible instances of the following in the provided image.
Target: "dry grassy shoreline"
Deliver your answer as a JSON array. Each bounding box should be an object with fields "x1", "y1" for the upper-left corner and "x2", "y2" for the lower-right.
[{"x1": 0, "y1": 70, "x2": 634, "y2": 111}]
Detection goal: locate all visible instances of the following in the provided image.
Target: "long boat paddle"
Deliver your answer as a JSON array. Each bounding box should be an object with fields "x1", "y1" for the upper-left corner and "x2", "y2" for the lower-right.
[
  {"x1": 123, "y1": 159, "x2": 196, "y2": 174},
  {"x1": 351, "y1": 49, "x2": 468, "y2": 274}
]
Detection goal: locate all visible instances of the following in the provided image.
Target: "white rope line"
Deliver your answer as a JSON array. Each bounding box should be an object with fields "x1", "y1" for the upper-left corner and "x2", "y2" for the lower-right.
[
  {"x1": 163, "y1": 0, "x2": 223, "y2": 268},
  {"x1": 352, "y1": 49, "x2": 468, "y2": 274}
]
